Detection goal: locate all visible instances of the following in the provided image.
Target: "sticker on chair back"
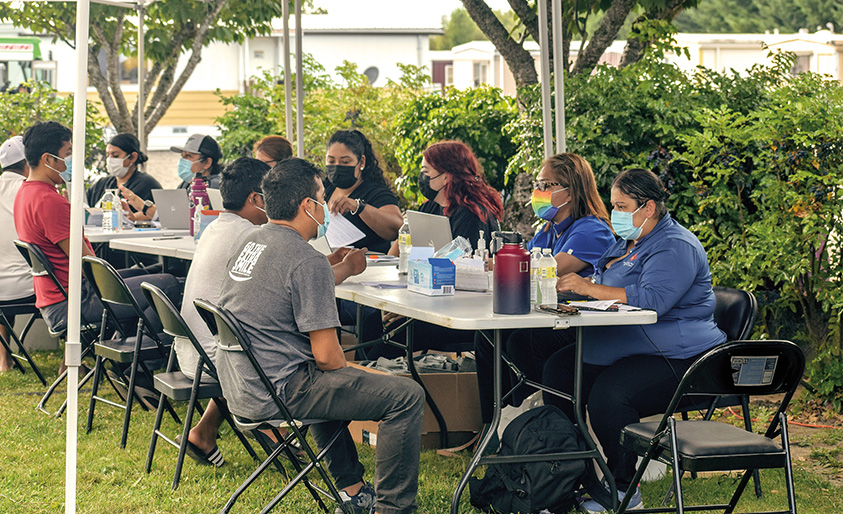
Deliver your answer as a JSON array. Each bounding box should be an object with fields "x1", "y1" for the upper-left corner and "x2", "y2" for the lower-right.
[{"x1": 731, "y1": 356, "x2": 778, "y2": 386}]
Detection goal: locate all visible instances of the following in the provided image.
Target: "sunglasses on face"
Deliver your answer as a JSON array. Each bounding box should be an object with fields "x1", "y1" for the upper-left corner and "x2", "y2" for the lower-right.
[{"x1": 532, "y1": 180, "x2": 565, "y2": 192}]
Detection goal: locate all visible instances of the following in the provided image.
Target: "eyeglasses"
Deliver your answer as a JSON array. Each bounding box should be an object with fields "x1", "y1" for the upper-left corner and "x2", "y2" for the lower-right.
[{"x1": 532, "y1": 180, "x2": 565, "y2": 192}]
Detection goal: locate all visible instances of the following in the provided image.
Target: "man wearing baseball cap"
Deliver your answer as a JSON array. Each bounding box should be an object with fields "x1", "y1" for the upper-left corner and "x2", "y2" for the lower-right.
[
  {"x1": 171, "y1": 133, "x2": 223, "y2": 189},
  {"x1": 0, "y1": 135, "x2": 35, "y2": 371},
  {"x1": 121, "y1": 133, "x2": 224, "y2": 222}
]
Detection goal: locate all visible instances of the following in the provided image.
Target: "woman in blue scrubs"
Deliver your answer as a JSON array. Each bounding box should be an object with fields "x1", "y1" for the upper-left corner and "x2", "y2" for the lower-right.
[
  {"x1": 475, "y1": 153, "x2": 615, "y2": 429},
  {"x1": 520, "y1": 168, "x2": 726, "y2": 512}
]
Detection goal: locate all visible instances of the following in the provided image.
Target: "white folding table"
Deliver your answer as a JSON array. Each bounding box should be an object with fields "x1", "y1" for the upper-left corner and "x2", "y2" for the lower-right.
[{"x1": 335, "y1": 266, "x2": 657, "y2": 513}]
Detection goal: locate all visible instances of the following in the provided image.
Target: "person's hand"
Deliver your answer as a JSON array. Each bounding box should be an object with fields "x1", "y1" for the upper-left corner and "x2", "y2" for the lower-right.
[
  {"x1": 122, "y1": 200, "x2": 152, "y2": 222},
  {"x1": 328, "y1": 195, "x2": 360, "y2": 215},
  {"x1": 341, "y1": 247, "x2": 367, "y2": 276},
  {"x1": 556, "y1": 272, "x2": 592, "y2": 295},
  {"x1": 118, "y1": 185, "x2": 146, "y2": 212},
  {"x1": 327, "y1": 246, "x2": 353, "y2": 266}
]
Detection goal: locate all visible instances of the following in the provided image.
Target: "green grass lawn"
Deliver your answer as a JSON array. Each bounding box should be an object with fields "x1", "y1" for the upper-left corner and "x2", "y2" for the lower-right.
[{"x1": 2, "y1": 351, "x2": 841, "y2": 513}]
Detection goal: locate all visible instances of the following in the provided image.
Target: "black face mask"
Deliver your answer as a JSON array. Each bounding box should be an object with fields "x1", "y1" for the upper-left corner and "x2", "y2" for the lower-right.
[
  {"x1": 418, "y1": 173, "x2": 441, "y2": 200},
  {"x1": 326, "y1": 164, "x2": 358, "y2": 189}
]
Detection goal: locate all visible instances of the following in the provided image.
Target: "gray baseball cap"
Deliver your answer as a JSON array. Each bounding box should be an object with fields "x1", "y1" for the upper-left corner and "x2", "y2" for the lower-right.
[{"x1": 170, "y1": 133, "x2": 222, "y2": 160}]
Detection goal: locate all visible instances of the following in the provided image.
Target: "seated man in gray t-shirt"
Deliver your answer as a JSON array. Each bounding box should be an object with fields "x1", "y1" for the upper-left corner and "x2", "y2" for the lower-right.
[{"x1": 216, "y1": 158, "x2": 424, "y2": 514}]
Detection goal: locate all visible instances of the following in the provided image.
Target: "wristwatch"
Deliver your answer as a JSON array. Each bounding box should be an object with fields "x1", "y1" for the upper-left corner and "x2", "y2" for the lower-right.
[{"x1": 141, "y1": 199, "x2": 154, "y2": 216}]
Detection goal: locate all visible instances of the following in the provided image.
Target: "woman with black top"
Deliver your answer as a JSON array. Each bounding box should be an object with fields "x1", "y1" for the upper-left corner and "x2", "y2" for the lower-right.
[
  {"x1": 87, "y1": 133, "x2": 161, "y2": 210},
  {"x1": 360, "y1": 141, "x2": 504, "y2": 360},
  {"x1": 414, "y1": 140, "x2": 502, "y2": 249},
  {"x1": 324, "y1": 129, "x2": 403, "y2": 254}
]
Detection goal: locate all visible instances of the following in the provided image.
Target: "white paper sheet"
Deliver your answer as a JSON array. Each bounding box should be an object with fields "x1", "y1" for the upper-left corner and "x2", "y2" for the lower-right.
[{"x1": 325, "y1": 213, "x2": 365, "y2": 248}]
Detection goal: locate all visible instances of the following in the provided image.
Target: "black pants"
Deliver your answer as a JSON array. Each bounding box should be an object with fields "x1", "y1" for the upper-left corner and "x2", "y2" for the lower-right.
[
  {"x1": 512, "y1": 328, "x2": 700, "y2": 489},
  {"x1": 474, "y1": 328, "x2": 574, "y2": 425}
]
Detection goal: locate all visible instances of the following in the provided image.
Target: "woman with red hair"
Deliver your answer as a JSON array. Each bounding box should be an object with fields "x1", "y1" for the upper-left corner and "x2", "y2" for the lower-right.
[{"x1": 416, "y1": 140, "x2": 502, "y2": 249}]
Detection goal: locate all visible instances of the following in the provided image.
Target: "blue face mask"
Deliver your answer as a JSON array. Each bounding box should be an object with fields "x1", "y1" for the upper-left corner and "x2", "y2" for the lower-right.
[
  {"x1": 306, "y1": 198, "x2": 330, "y2": 239},
  {"x1": 177, "y1": 158, "x2": 196, "y2": 183},
  {"x1": 611, "y1": 203, "x2": 647, "y2": 240},
  {"x1": 47, "y1": 153, "x2": 73, "y2": 183}
]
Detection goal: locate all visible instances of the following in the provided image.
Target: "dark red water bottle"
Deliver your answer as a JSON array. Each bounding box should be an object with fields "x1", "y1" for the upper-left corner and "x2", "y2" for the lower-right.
[{"x1": 493, "y1": 232, "x2": 531, "y2": 314}]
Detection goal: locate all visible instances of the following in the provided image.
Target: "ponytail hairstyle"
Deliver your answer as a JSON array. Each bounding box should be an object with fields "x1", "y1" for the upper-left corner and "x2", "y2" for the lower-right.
[
  {"x1": 326, "y1": 129, "x2": 387, "y2": 186},
  {"x1": 612, "y1": 168, "x2": 670, "y2": 220},
  {"x1": 422, "y1": 140, "x2": 503, "y2": 223},
  {"x1": 109, "y1": 133, "x2": 148, "y2": 169}
]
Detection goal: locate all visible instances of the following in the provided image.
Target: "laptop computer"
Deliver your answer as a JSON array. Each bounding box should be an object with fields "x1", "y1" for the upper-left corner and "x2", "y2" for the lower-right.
[
  {"x1": 207, "y1": 188, "x2": 224, "y2": 211},
  {"x1": 406, "y1": 210, "x2": 453, "y2": 251},
  {"x1": 151, "y1": 189, "x2": 190, "y2": 230}
]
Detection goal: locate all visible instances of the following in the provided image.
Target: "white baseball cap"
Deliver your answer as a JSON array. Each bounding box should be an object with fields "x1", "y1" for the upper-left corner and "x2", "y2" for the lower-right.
[{"x1": 0, "y1": 135, "x2": 25, "y2": 169}]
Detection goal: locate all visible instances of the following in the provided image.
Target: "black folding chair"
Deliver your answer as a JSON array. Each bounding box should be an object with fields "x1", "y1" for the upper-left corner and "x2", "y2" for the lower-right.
[
  {"x1": 0, "y1": 302, "x2": 46, "y2": 385},
  {"x1": 140, "y1": 282, "x2": 259, "y2": 490},
  {"x1": 617, "y1": 340, "x2": 804, "y2": 514},
  {"x1": 193, "y1": 298, "x2": 351, "y2": 514},
  {"x1": 81, "y1": 256, "x2": 174, "y2": 448},
  {"x1": 14, "y1": 240, "x2": 99, "y2": 415}
]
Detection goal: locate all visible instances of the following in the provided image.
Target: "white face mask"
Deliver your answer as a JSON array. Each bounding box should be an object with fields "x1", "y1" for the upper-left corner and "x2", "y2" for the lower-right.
[{"x1": 106, "y1": 157, "x2": 130, "y2": 178}]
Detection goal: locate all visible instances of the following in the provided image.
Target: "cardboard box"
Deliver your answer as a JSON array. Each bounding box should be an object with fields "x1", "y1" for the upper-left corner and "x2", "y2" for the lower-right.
[
  {"x1": 347, "y1": 362, "x2": 482, "y2": 449},
  {"x1": 407, "y1": 258, "x2": 455, "y2": 296}
]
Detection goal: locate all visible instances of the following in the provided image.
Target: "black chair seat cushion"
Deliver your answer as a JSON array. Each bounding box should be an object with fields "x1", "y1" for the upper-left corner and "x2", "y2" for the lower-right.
[
  {"x1": 153, "y1": 371, "x2": 222, "y2": 401},
  {"x1": 622, "y1": 420, "x2": 787, "y2": 471},
  {"x1": 95, "y1": 333, "x2": 171, "y2": 363}
]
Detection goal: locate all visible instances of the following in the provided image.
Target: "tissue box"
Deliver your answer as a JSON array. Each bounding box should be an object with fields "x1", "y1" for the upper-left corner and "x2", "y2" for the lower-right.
[
  {"x1": 407, "y1": 258, "x2": 455, "y2": 296},
  {"x1": 455, "y1": 257, "x2": 491, "y2": 292}
]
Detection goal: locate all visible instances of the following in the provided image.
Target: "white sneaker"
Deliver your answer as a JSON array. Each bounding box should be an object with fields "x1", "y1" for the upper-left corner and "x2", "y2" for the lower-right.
[{"x1": 581, "y1": 486, "x2": 643, "y2": 513}]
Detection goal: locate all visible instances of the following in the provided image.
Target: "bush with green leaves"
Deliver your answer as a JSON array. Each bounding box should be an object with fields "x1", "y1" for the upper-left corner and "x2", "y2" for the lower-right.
[
  {"x1": 0, "y1": 79, "x2": 106, "y2": 172},
  {"x1": 392, "y1": 85, "x2": 518, "y2": 204},
  {"x1": 215, "y1": 58, "x2": 429, "y2": 195}
]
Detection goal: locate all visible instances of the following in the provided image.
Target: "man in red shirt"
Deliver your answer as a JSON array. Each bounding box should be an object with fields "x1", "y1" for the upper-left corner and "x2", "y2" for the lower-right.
[{"x1": 15, "y1": 121, "x2": 180, "y2": 336}]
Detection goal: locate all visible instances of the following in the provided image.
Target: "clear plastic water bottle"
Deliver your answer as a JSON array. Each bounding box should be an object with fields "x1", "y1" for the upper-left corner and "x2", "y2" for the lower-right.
[
  {"x1": 539, "y1": 248, "x2": 558, "y2": 307},
  {"x1": 193, "y1": 197, "x2": 204, "y2": 244},
  {"x1": 530, "y1": 247, "x2": 541, "y2": 306},
  {"x1": 101, "y1": 191, "x2": 114, "y2": 232},
  {"x1": 398, "y1": 218, "x2": 411, "y2": 274}
]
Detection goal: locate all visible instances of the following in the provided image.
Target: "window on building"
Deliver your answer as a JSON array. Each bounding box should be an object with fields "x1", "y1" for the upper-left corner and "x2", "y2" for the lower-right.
[
  {"x1": 790, "y1": 54, "x2": 811, "y2": 76},
  {"x1": 473, "y1": 62, "x2": 487, "y2": 87},
  {"x1": 445, "y1": 64, "x2": 454, "y2": 86},
  {"x1": 96, "y1": 49, "x2": 139, "y2": 85}
]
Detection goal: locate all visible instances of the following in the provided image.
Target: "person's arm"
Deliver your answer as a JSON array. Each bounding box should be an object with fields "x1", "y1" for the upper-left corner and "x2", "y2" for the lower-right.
[
  {"x1": 331, "y1": 195, "x2": 403, "y2": 241},
  {"x1": 387, "y1": 239, "x2": 399, "y2": 257},
  {"x1": 554, "y1": 252, "x2": 587, "y2": 275},
  {"x1": 57, "y1": 237, "x2": 94, "y2": 258},
  {"x1": 557, "y1": 272, "x2": 627, "y2": 302},
  {"x1": 331, "y1": 247, "x2": 367, "y2": 285},
  {"x1": 309, "y1": 327, "x2": 347, "y2": 371}
]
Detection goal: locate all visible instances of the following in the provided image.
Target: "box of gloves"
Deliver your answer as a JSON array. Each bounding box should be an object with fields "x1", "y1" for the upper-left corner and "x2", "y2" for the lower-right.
[{"x1": 407, "y1": 258, "x2": 455, "y2": 296}]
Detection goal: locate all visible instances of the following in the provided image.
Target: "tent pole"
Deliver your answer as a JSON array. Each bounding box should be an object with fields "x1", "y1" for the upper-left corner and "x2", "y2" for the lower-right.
[
  {"x1": 551, "y1": 0, "x2": 566, "y2": 153},
  {"x1": 137, "y1": 0, "x2": 145, "y2": 151},
  {"x1": 537, "y1": 0, "x2": 553, "y2": 159},
  {"x1": 294, "y1": 0, "x2": 304, "y2": 158},
  {"x1": 282, "y1": 0, "x2": 293, "y2": 142},
  {"x1": 66, "y1": 0, "x2": 92, "y2": 512}
]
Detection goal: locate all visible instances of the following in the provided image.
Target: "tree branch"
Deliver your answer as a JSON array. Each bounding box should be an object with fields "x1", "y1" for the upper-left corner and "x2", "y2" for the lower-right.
[
  {"x1": 145, "y1": 0, "x2": 229, "y2": 133},
  {"x1": 86, "y1": 45, "x2": 123, "y2": 130},
  {"x1": 134, "y1": 23, "x2": 194, "y2": 123},
  {"x1": 91, "y1": 16, "x2": 133, "y2": 132},
  {"x1": 620, "y1": 0, "x2": 690, "y2": 67},
  {"x1": 571, "y1": 0, "x2": 636, "y2": 75},
  {"x1": 462, "y1": 0, "x2": 537, "y2": 89}
]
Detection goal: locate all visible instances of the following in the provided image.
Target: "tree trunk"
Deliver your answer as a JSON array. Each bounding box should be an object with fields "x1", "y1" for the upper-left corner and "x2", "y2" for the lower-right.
[
  {"x1": 505, "y1": 171, "x2": 537, "y2": 238},
  {"x1": 620, "y1": 0, "x2": 691, "y2": 68},
  {"x1": 462, "y1": 0, "x2": 538, "y2": 89},
  {"x1": 571, "y1": 0, "x2": 636, "y2": 76}
]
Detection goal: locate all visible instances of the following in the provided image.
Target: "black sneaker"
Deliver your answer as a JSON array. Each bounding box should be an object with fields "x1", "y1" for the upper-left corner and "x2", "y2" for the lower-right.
[{"x1": 334, "y1": 482, "x2": 375, "y2": 514}]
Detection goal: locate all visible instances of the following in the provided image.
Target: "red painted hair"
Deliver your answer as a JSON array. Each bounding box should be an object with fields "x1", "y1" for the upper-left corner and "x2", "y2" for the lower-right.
[{"x1": 422, "y1": 141, "x2": 503, "y2": 223}]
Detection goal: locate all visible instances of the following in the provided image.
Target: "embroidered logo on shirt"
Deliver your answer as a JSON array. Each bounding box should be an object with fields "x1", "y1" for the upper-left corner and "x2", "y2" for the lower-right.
[
  {"x1": 623, "y1": 253, "x2": 638, "y2": 267},
  {"x1": 228, "y1": 241, "x2": 267, "y2": 281}
]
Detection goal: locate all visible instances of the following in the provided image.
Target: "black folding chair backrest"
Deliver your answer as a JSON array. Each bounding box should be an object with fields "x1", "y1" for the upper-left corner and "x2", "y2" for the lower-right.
[
  {"x1": 193, "y1": 298, "x2": 290, "y2": 420},
  {"x1": 713, "y1": 286, "x2": 758, "y2": 341},
  {"x1": 14, "y1": 239, "x2": 68, "y2": 299},
  {"x1": 141, "y1": 282, "x2": 219, "y2": 380},
  {"x1": 665, "y1": 340, "x2": 804, "y2": 434},
  {"x1": 81, "y1": 256, "x2": 163, "y2": 344}
]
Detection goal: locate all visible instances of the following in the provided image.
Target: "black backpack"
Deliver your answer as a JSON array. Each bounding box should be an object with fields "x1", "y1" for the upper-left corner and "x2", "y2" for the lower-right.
[{"x1": 469, "y1": 405, "x2": 612, "y2": 514}]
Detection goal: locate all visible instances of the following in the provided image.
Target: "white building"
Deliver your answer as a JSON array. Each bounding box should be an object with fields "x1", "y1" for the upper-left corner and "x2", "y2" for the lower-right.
[{"x1": 435, "y1": 30, "x2": 843, "y2": 93}]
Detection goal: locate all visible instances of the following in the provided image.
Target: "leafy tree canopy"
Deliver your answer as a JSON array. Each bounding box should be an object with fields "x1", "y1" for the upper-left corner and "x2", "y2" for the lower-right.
[
  {"x1": 674, "y1": 0, "x2": 843, "y2": 33},
  {"x1": 430, "y1": 7, "x2": 521, "y2": 50}
]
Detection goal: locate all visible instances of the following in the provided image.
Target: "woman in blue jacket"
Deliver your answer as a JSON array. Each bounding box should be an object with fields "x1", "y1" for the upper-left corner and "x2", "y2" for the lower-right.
[{"x1": 523, "y1": 168, "x2": 726, "y2": 512}]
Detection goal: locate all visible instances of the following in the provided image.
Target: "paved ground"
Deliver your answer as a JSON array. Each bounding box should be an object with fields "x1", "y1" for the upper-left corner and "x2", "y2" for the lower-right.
[{"x1": 144, "y1": 150, "x2": 183, "y2": 189}]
